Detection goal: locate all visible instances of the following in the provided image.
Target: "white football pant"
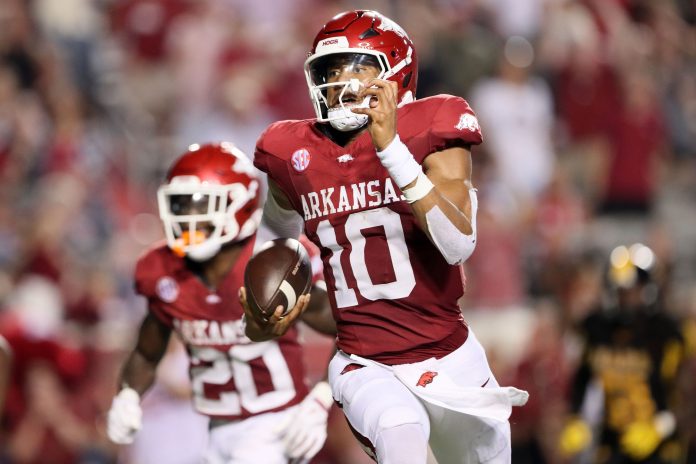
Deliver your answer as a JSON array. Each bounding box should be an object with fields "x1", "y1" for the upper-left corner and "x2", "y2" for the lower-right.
[
  {"x1": 328, "y1": 330, "x2": 511, "y2": 464},
  {"x1": 204, "y1": 406, "x2": 307, "y2": 464}
]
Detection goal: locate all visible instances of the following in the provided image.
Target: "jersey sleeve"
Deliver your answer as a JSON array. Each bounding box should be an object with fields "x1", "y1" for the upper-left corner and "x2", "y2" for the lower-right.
[
  {"x1": 428, "y1": 95, "x2": 483, "y2": 152},
  {"x1": 254, "y1": 124, "x2": 302, "y2": 213},
  {"x1": 147, "y1": 298, "x2": 174, "y2": 327},
  {"x1": 133, "y1": 252, "x2": 156, "y2": 298},
  {"x1": 133, "y1": 249, "x2": 175, "y2": 328},
  {"x1": 253, "y1": 122, "x2": 285, "y2": 176}
]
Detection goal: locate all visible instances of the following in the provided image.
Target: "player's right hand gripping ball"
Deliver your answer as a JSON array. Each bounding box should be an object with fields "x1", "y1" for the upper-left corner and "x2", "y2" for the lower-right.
[{"x1": 244, "y1": 238, "x2": 312, "y2": 321}]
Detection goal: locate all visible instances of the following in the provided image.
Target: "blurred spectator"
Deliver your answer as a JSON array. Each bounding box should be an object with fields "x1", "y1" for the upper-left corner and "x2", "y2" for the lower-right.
[
  {"x1": 528, "y1": 167, "x2": 589, "y2": 299},
  {"x1": 0, "y1": 275, "x2": 109, "y2": 463},
  {"x1": 418, "y1": 4, "x2": 500, "y2": 99},
  {"x1": 31, "y1": 0, "x2": 103, "y2": 106},
  {"x1": 600, "y1": 65, "x2": 668, "y2": 215},
  {"x1": 470, "y1": 36, "x2": 556, "y2": 206},
  {"x1": 479, "y1": 0, "x2": 549, "y2": 39},
  {"x1": 537, "y1": 0, "x2": 617, "y2": 207},
  {"x1": 462, "y1": 150, "x2": 527, "y2": 309}
]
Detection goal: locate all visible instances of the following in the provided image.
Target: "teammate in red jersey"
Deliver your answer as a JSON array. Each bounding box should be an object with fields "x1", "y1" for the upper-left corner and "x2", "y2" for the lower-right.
[
  {"x1": 243, "y1": 10, "x2": 528, "y2": 464},
  {"x1": 106, "y1": 143, "x2": 335, "y2": 463}
]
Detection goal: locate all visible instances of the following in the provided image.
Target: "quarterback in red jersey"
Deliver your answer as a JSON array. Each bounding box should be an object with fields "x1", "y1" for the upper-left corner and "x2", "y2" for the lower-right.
[
  {"x1": 106, "y1": 143, "x2": 335, "y2": 463},
  {"x1": 246, "y1": 10, "x2": 528, "y2": 464}
]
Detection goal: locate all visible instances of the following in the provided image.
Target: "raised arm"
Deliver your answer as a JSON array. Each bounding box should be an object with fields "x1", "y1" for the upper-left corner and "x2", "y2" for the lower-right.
[{"x1": 352, "y1": 80, "x2": 477, "y2": 265}]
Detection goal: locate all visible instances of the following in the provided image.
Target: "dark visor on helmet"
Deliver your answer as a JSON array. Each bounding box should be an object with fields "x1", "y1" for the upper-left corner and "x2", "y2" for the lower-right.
[{"x1": 168, "y1": 193, "x2": 213, "y2": 216}]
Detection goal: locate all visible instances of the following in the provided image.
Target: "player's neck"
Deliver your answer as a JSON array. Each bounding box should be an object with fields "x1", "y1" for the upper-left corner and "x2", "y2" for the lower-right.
[
  {"x1": 315, "y1": 122, "x2": 365, "y2": 147},
  {"x1": 188, "y1": 240, "x2": 247, "y2": 290}
]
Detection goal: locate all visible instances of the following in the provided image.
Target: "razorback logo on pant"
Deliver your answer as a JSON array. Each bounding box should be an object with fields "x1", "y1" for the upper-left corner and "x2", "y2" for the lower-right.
[{"x1": 416, "y1": 371, "x2": 438, "y2": 387}]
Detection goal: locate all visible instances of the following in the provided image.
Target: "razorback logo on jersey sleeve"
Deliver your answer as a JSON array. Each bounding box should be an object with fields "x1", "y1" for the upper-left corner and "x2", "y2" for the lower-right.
[
  {"x1": 455, "y1": 113, "x2": 480, "y2": 132},
  {"x1": 398, "y1": 95, "x2": 483, "y2": 165},
  {"x1": 430, "y1": 94, "x2": 483, "y2": 148}
]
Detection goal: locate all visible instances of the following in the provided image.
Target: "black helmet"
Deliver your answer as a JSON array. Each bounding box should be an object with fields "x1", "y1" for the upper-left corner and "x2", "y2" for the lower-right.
[{"x1": 606, "y1": 243, "x2": 660, "y2": 311}]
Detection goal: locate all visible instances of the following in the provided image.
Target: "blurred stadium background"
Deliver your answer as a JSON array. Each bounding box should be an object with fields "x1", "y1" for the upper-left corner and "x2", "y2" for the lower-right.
[{"x1": 0, "y1": 0, "x2": 695, "y2": 463}]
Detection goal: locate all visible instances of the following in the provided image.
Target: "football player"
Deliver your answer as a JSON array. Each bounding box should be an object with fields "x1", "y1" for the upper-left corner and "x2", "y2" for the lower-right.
[
  {"x1": 242, "y1": 10, "x2": 528, "y2": 464},
  {"x1": 559, "y1": 244, "x2": 686, "y2": 463},
  {"x1": 106, "y1": 143, "x2": 335, "y2": 463}
]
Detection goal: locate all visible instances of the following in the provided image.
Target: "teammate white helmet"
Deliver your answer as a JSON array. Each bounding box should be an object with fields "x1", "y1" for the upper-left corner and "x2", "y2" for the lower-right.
[{"x1": 157, "y1": 142, "x2": 260, "y2": 262}]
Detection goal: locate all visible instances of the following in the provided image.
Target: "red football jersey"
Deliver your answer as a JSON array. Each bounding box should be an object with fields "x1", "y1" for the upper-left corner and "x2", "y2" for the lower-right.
[
  {"x1": 134, "y1": 237, "x2": 308, "y2": 420},
  {"x1": 254, "y1": 95, "x2": 482, "y2": 364}
]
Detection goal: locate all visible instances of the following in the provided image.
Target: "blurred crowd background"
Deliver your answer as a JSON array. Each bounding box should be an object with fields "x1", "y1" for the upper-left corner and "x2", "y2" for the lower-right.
[{"x1": 0, "y1": 0, "x2": 695, "y2": 463}]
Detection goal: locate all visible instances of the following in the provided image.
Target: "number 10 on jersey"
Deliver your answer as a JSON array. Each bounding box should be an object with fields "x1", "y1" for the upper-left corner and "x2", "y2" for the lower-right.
[{"x1": 316, "y1": 207, "x2": 416, "y2": 308}]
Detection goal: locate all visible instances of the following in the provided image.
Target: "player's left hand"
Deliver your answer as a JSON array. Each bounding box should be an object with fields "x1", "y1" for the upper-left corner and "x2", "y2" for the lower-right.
[
  {"x1": 351, "y1": 78, "x2": 399, "y2": 151},
  {"x1": 275, "y1": 381, "x2": 333, "y2": 461},
  {"x1": 239, "y1": 287, "x2": 310, "y2": 341},
  {"x1": 107, "y1": 388, "x2": 143, "y2": 445}
]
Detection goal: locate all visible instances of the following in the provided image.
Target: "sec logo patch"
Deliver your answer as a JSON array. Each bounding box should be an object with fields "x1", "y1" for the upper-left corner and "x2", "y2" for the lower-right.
[
  {"x1": 291, "y1": 149, "x2": 311, "y2": 172},
  {"x1": 156, "y1": 277, "x2": 179, "y2": 303}
]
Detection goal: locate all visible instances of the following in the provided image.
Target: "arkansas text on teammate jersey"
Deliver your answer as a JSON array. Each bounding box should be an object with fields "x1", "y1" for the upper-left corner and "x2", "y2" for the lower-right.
[
  {"x1": 133, "y1": 237, "x2": 309, "y2": 421},
  {"x1": 254, "y1": 95, "x2": 482, "y2": 365}
]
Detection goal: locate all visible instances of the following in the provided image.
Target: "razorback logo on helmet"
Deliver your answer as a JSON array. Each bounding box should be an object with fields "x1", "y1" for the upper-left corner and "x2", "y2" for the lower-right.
[
  {"x1": 374, "y1": 15, "x2": 409, "y2": 38},
  {"x1": 455, "y1": 113, "x2": 480, "y2": 132},
  {"x1": 416, "y1": 371, "x2": 438, "y2": 387}
]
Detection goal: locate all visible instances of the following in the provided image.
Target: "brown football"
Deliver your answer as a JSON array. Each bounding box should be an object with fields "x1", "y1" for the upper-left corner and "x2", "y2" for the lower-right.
[{"x1": 244, "y1": 238, "x2": 312, "y2": 320}]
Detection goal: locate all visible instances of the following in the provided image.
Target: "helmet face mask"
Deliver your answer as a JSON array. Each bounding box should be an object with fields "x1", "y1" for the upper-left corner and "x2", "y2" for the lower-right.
[
  {"x1": 306, "y1": 52, "x2": 386, "y2": 131},
  {"x1": 157, "y1": 143, "x2": 260, "y2": 262},
  {"x1": 304, "y1": 10, "x2": 417, "y2": 130}
]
